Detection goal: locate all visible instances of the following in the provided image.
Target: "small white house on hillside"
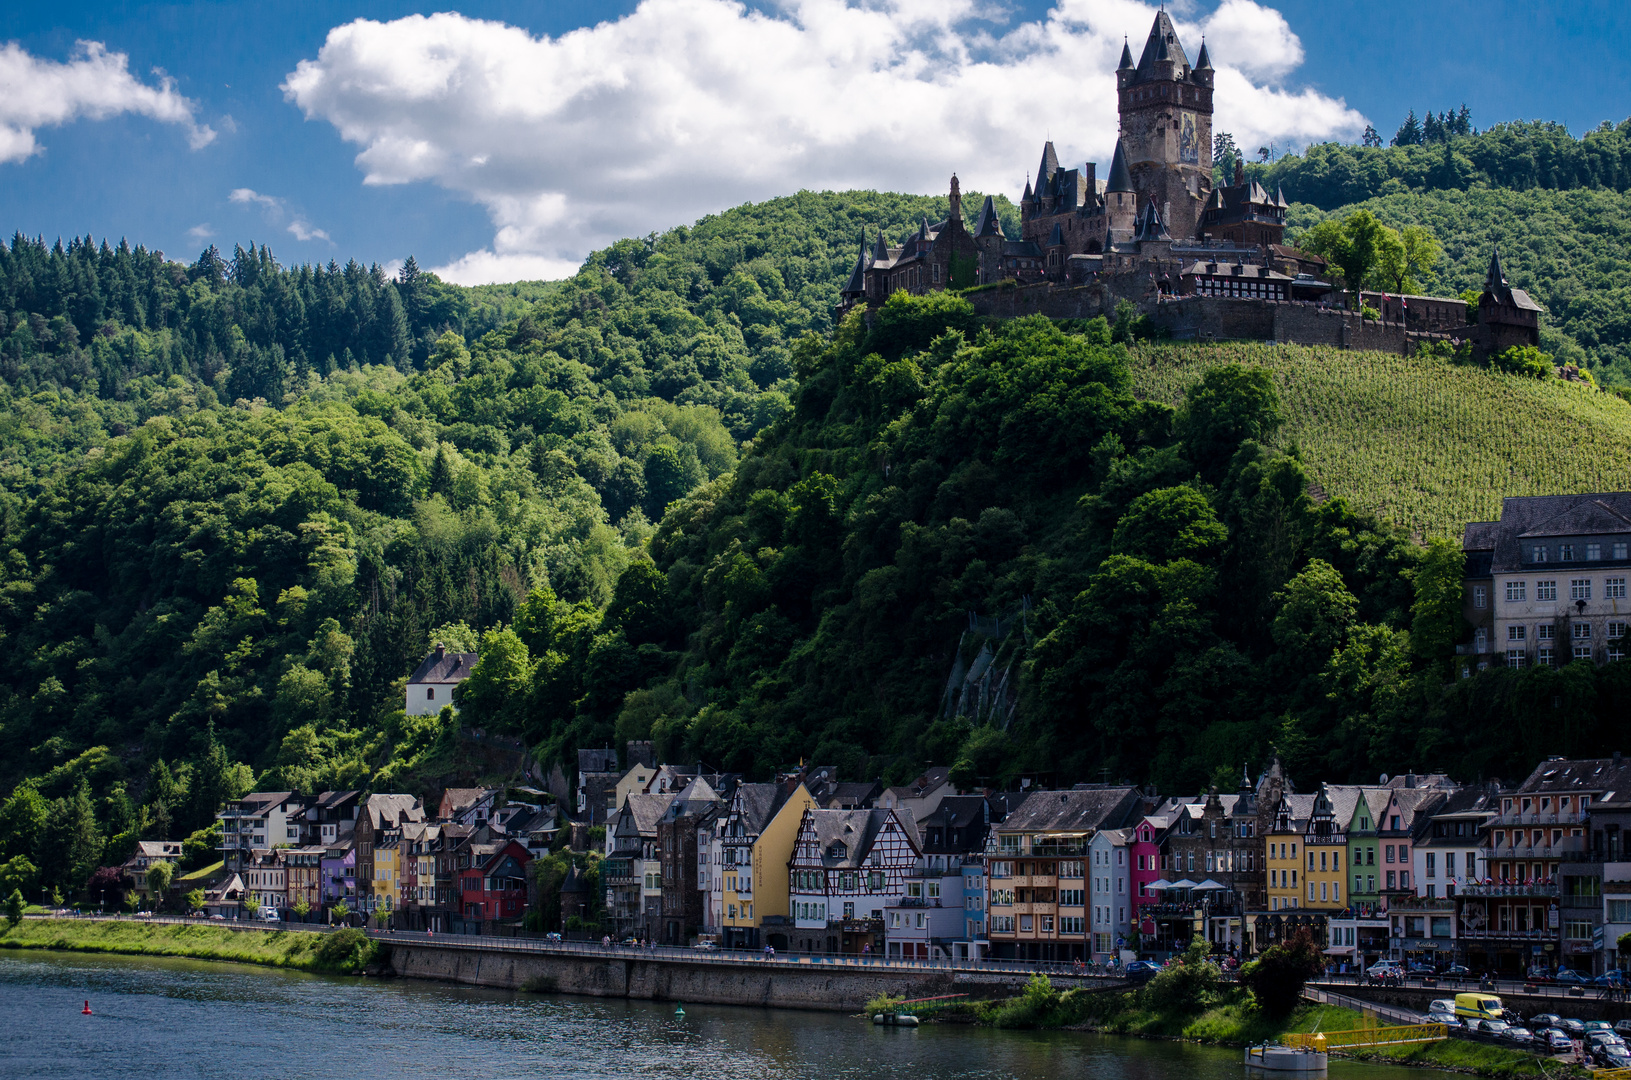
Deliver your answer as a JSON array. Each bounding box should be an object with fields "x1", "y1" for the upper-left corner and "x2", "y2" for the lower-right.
[{"x1": 406, "y1": 644, "x2": 478, "y2": 715}]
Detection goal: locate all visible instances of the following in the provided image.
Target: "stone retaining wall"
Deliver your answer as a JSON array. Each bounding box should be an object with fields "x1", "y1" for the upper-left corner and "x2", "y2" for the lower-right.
[{"x1": 387, "y1": 942, "x2": 1074, "y2": 1011}]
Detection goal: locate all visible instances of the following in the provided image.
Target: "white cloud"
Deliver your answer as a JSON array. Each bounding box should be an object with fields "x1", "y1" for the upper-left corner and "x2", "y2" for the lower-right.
[
  {"x1": 0, "y1": 40, "x2": 214, "y2": 164},
  {"x1": 229, "y1": 188, "x2": 332, "y2": 243},
  {"x1": 284, "y1": 0, "x2": 1366, "y2": 285},
  {"x1": 286, "y1": 218, "x2": 331, "y2": 243},
  {"x1": 187, "y1": 223, "x2": 215, "y2": 243},
  {"x1": 229, "y1": 187, "x2": 280, "y2": 210}
]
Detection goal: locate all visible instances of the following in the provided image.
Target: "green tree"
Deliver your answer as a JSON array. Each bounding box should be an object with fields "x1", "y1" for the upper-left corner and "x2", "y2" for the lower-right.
[
  {"x1": 5, "y1": 888, "x2": 22, "y2": 927},
  {"x1": 1241, "y1": 927, "x2": 1324, "y2": 1016},
  {"x1": 1410, "y1": 539, "x2": 1466, "y2": 671},
  {"x1": 146, "y1": 860, "x2": 174, "y2": 899},
  {"x1": 1177, "y1": 364, "x2": 1281, "y2": 482},
  {"x1": 0, "y1": 856, "x2": 39, "y2": 900},
  {"x1": 184, "y1": 888, "x2": 205, "y2": 913},
  {"x1": 1112, "y1": 486, "x2": 1228, "y2": 564}
]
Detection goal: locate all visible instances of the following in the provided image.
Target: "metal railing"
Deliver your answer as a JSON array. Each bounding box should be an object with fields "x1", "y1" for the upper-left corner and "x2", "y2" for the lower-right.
[{"x1": 1285, "y1": 1023, "x2": 1447, "y2": 1050}]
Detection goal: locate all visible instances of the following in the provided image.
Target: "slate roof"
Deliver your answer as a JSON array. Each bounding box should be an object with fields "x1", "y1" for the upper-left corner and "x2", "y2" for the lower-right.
[
  {"x1": 1135, "y1": 11, "x2": 1191, "y2": 77},
  {"x1": 1475, "y1": 493, "x2": 1631, "y2": 573},
  {"x1": 1272, "y1": 793, "x2": 1316, "y2": 832},
  {"x1": 1036, "y1": 141, "x2": 1060, "y2": 189},
  {"x1": 1483, "y1": 248, "x2": 1543, "y2": 312},
  {"x1": 802, "y1": 808, "x2": 889, "y2": 869},
  {"x1": 1194, "y1": 39, "x2": 1212, "y2": 70},
  {"x1": 997, "y1": 786, "x2": 1143, "y2": 834},
  {"x1": 409, "y1": 648, "x2": 477, "y2": 685},
  {"x1": 731, "y1": 782, "x2": 792, "y2": 835},
  {"x1": 973, "y1": 195, "x2": 1004, "y2": 238},
  {"x1": 439, "y1": 788, "x2": 488, "y2": 815},
  {"x1": 1105, "y1": 140, "x2": 1134, "y2": 193},
  {"x1": 1516, "y1": 756, "x2": 1631, "y2": 798},
  {"x1": 1118, "y1": 38, "x2": 1135, "y2": 70},
  {"x1": 364, "y1": 793, "x2": 424, "y2": 829}
]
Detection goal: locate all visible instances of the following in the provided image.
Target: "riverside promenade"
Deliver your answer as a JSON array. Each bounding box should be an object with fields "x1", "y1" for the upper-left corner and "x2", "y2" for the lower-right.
[{"x1": 20, "y1": 914, "x2": 1127, "y2": 1011}]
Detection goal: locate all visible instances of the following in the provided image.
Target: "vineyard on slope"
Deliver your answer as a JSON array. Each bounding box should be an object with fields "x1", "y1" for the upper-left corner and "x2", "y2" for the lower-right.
[{"x1": 1129, "y1": 343, "x2": 1631, "y2": 539}]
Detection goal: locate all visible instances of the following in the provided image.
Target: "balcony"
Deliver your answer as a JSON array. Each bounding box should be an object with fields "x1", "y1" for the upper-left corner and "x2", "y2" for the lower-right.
[
  {"x1": 1458, "y1": 927, "x2": 1556, "y2": 941},
  {"x1": 1494, "y1": 811, "x2": 1585, "y2": 827},
  {"x1": 1458, "y1": 882, "x2": 1560, "y2": 898}
]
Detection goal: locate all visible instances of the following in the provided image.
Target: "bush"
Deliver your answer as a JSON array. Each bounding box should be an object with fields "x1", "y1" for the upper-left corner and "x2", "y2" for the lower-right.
[
  {"x1": 991, "y1": 972, "x2": 1062, "y2": 1028},
  {"x1": 1493, "y1": 345, "x2": 1553, "y2": 379},
  {"x1": 313, "y1": 927, "x2": 378, "y2": 973},
  {"x1": 1142, "y1": 937, "x2": 1221, "y2": 1014},
  {"x1": 1241, "y1": 927, "x2": 1324, "y2": 1017},
  {"x1": 1360, "y1": 304, "x2": 1381, "y2": 321}
]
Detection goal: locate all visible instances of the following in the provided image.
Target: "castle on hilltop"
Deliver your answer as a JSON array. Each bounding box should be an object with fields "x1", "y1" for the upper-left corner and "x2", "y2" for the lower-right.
[{"x1": 838, "y1": 12, "x2": 1538, "y2": 361}]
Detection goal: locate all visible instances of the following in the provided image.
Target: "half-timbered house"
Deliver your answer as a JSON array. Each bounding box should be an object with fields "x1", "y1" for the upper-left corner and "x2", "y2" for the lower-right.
[{"x1": 787, "y1": 807, "x2": 921, "y2": 954}]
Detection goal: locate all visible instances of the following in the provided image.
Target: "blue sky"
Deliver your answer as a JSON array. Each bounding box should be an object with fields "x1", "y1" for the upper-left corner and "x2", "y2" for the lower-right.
[{"x1": 3, "y1": 0, "x2": 1626, "y2": 283}]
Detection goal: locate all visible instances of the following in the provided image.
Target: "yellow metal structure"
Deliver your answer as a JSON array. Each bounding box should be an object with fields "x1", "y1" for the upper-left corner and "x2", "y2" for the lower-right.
[
  {"x1": 1595, "y1": 1070, "x2": 1631, "y2": 1080},
  {"x1": 1284, "y1": 1023, "x2": 1447, "y2": 1050}
]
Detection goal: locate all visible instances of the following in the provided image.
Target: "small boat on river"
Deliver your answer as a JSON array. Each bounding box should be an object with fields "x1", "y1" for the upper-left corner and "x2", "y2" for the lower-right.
[{"x1": 1243, "y1": 1044, "x2": 1326, "y2": 1076}]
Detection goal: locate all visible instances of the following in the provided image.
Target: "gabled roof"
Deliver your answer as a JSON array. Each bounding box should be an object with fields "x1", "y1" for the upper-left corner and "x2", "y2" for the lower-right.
[
  {"x1": 1134, "y1": 200, "x2": 1171, "y2": 241},
  {"x1": 1135, "y1": 10, "x2": 1191, "y2": 78},
  {"x1": 1480, "y1": 493, "x2": 1631, "y2": 573},
  {"x1": 731, "y1": 782, "x2": 792, "y2": 836},
  {"x1": 409, "y1": 647, "x2": 477, "y2": 684},
  {"x1": 997, "y1": 786, "x2": 1143, "y2": 833},
  {"x1": 616, "y1": 792, "x2": 674, "y2": 837},
  {"x1": 800, "y1": 808, "x2": 889, "y2": 869},
  {"x1": 1517, "y1": 756, "x2": 1631, "y2": 798},
  {"x1": 364, "y1": 793, "x2": 424, "y2": 829},
  {"x1": 1517, "y1": 499, "x2": 1631, "y2": 539}
]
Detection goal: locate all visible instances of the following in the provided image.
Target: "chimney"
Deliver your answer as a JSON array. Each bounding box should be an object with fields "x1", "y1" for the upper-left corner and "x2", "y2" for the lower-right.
[
  {"x1": 434, "y1": 642, "x2": 446, "y2": 661},
  {"x1": 1405, "y1": 773, "x2": 1416, "y2": 789}
]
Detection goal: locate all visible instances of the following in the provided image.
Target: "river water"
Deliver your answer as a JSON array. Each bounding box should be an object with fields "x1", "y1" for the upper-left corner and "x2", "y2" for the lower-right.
[{"x1": 0, "y1": 952, "x2": 1464, "y2": 1080}]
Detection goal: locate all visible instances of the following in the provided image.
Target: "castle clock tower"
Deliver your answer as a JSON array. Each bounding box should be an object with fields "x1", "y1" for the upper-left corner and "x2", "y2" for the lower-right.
[{"x1": 1116, "y1": 12, "x2": 1214, "y2": 241}]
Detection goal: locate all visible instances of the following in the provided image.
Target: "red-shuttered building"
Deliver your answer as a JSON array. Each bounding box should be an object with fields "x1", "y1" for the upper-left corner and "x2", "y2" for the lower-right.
[{"x1": 456, "y1": 839, "x2": 531, "y2": 925}]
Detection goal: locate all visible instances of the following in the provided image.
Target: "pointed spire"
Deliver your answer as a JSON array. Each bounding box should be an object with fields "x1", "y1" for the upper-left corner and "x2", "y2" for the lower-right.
[
  {"x1": 1118, "y1": 36, "x2": 1134, "y2": 70},
  {"x1": 1048, "y1": 223, "x2": 1064, "y2": 247},
  {"x1": 1275, "y1": 183, "x2": 1288, "y2": 208},
  {"x1": 1022, "y1": 176, "x2": 1033, "y2": 202},
  {"x1": 1195, "y1": 38, "x2": 1212, "y2": 70},
  {"x1": 1105, "y1": 139, "x2": 1134, "y2": 193},
  {"x1": 1036, "y1": 141, "x2": 1060, "y2": 189},
  {"x1": 1486, "y1": 246, "x2": 1507, "y2": 290},
  {"x1": 974, "y1": 195, "x2": 1003, "y2": 238},
  {"x1": 873, "y1": 229, "x2": 890, "y2": 262}
]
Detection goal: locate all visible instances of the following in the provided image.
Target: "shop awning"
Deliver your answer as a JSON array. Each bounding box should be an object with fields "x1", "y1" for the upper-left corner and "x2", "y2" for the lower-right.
[
  {"x1": 1192, "y1": 879, "x2": 1227, "y2": 891},
  {"x1": 1145, "y1": 879, "x2": 1175, "y2": 890},
  {"x1": 1168, "y1": 879, "x2": 1199, "y2": 889}
]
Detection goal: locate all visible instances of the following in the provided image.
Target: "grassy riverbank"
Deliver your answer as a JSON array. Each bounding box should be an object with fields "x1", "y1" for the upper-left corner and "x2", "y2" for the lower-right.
[
  {"x1": 881, "y1": 979, "x2": 1586, "y2": 1080},
  {"x1": 0, "y1": 918, "x2": 381, "y2": 974}
]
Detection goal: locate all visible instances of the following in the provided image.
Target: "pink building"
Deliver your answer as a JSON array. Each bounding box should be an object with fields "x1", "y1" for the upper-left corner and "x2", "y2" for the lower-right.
[{"x1": 1129, "y1": 808, "x2": 1177, "y2": 941}]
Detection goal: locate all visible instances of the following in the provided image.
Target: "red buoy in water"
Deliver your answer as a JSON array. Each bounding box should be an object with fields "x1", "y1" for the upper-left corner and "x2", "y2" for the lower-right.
[{"x1": 82, "y1": 1001, "x2": 92, "y2": 1015}]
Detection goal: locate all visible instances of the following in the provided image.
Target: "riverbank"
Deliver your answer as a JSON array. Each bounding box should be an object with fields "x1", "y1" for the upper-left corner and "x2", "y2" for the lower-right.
[
  {"x1": 887, "y1": 981, "x2": 1587, "y2": 1080},
  {"x1": 0, "y1": 918, "x2": 380, "y2": 974}
]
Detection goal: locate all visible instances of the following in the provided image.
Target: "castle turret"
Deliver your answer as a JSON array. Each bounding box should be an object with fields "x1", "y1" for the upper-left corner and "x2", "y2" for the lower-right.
[
  {"x1": 1117, "y1": 10, "x2": 1214, "y2": 240},
  {"x1": 973, "y1": 194, "x2": 1006, "y2": 284},
  {"x1": 1103, "y1": 138, "x2": 1138, "y2": 244}
]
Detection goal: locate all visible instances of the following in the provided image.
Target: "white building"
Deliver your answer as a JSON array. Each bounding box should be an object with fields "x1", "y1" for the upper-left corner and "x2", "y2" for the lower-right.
[
  {"x1": 789, "y1": 807, "x2": 921, "y2": 954},
  {"x1": 405, "y1": 644, "x2": 477, "y2": 715},
  {"x1": 1462, "y1": 495, "x2": 1631, "y2": 672},
  {"x1": 218, "y1": 792, "x2": 306, "y2": 872},
  {"x1": 1089, "y1": 827, "x2": 1133, "y2": 961}
]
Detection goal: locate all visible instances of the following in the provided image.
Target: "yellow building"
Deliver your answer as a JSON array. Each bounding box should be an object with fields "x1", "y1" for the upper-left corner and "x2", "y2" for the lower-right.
[
  {"x1": 720, "y1": 781, "x2": 816, "y2": 950},
  {"x1": 613, "y1": 764, "x2": 658, "y2": 815},
  {"x1": 1265, "y1": 793, "x2": 1311, "y2": 914},
  {"x1": 374, "y1": 825, "x2": 401, "y2": 919},
  {"x1": 1301, "y1": 785, "x2": 1352, "y2": 913}
]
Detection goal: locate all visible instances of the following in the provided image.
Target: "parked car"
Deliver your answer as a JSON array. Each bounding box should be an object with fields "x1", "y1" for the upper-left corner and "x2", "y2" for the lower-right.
[
  {"x1": 1426, "y1": 1012, "x2": 1461, "y2": 1028},
  {"x1": 1407, "y1": 961, "x2": 1436, "y2": 975},
  {"x1": 209, "y1": 913, "x2": 226, "y2": 920},
  {"x1": 1501, "y1": 1026, "x2": 1535, "y2": 1045},
  {"x1": 1614, "y1": 1018, "x2": 1631, "y2": 1037},
  {"x1": 1558, "y1": 1018, "x2": 1585, "y2": 1035},
  {"x1": 259, "y1": 908, "x2": 280, "y2": 921},
  {"x1": 1600, "y1": 1045, "x2": 1631, "y2": 1070},
  {"x1": 1366, "y1": 960, "x2": 1403, "y2": 977},
  {"x1": 1584, "y1": 1020, "x2": 1615, "y2": 1035},
  {"x1": 1594, "y1": 970, "x2": 1626, "y2": 987},
  {"x1": 1124, "y1": 960, "x2": 1161, "y2": 978},
  {"x1": 1543, "y1": 1029, "x2": 1574, "y2": 1052},
  {"x1": 1475, "y1": 1020, "x2": 1511, "y2": 1036},
  {"x1": 1429, "y1": 999, "x2": 1457, "y2": 1015},
  {"x1": 1553, "y1": 968, "x2": 1589, "y2": 985},
  {"x1": 1440, "y1": 963, "x2": 1471, "y2": 978},
  {"x1": 1529, "y1": 1013, "x2": 1562, "y2": 1029},
  {"x1": 692, "y1": 940, "x2": 717, "y2": 950}
]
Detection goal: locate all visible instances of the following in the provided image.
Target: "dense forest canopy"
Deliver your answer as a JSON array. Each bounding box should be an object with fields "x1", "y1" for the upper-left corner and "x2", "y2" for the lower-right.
[{"x1": 5, "y1": 119, "x2": 1631, "y2": 896}]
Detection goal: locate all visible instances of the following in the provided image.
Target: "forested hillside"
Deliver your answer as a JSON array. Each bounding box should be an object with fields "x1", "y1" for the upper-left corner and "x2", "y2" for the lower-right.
[
  {"x1": 5, "y1": 133, "x2": 1631, "y2": 898},
  {"x1": 0, "y1": 191, "x2": 1008, "y2": 891}
]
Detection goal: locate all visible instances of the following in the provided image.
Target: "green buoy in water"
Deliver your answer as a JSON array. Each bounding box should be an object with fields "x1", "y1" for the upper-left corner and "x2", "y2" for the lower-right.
[{"x1": 675, "y1": 1003, "x2": 686, "y2": 1017}]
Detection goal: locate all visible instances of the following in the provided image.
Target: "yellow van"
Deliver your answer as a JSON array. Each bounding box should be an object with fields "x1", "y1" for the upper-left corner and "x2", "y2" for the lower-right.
[{"x1": 1454, "y1": 993, "x2": 1504, "y2": 1022}]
